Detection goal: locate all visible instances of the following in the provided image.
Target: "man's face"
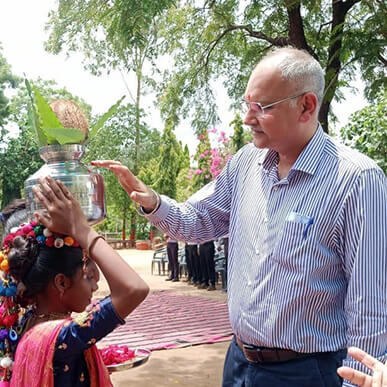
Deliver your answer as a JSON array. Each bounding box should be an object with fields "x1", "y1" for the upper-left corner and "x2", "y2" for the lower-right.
[{"x1": 243, "y1": 65, "x2": 303, "y2": 152}]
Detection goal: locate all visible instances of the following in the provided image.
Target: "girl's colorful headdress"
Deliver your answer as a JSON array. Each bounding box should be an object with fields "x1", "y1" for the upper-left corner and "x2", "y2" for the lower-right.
[{"x1": 2, "y1": 220, "x2": 80, "y2": 251}]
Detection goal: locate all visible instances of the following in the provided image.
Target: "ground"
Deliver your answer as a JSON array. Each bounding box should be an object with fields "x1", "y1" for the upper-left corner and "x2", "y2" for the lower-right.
[{"x1": 95, "y1": 249, "x2": 230, "y2": 387}]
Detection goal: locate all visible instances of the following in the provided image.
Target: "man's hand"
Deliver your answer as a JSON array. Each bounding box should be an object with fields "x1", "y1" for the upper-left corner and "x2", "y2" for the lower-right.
[
  {"x1": 91, "y1": 160, "x2": 158, "y2": 212},
  {"x1": 337, "y1": 347, "x2": 387, "y2": 387}
]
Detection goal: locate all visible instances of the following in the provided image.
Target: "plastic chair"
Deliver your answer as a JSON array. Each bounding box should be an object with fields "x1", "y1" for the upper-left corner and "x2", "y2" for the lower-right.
[
  {"x1": 178, "y1": 247, "x2": 187, "y2": 277},
  {"x1": 214, "y1": 251, "x2": 226, "y2": 289},
  {"x1": 151, "y1": 247, "x2": 167, "y2": 275}
]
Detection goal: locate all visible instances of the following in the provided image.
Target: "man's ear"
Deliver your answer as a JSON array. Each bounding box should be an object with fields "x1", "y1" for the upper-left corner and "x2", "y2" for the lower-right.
[
  {"x1": 299, "y1": 92, "x2": 318, "y2": 123},
  {"x1": 53, "y1": 273, "x2": 72, "y2": 294}
]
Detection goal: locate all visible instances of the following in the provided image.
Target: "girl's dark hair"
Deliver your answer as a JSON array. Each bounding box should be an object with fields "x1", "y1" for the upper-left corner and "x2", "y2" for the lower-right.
[
  {"x1": 8, "y1": 236, "x2": 83, "y2": 298},
  {"x1": 1, "y1": 199, "x2": 27, "y2": 236}
]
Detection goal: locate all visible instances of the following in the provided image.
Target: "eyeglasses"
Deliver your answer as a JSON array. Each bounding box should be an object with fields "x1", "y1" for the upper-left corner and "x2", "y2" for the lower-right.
[{"x1": 241, "y1": 91, "x2": 308, "y2": 118}]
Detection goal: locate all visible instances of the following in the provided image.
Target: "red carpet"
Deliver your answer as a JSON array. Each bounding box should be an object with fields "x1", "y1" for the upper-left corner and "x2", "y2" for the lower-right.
[{"x1": 99, "y1": 291, "x2": 232, "y2": 351}]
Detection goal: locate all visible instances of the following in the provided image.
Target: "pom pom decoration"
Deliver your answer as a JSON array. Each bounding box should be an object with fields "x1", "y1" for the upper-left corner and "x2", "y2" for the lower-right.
[
  {"x1": 0, "y1": 358, "x2": 12, "y2": 369},
  {"x1": 0, "y1": 261, "x2": 9, "y2": 273},
  {"x1": 43, "y1": 228, "x2": 53, "y2": 237},
  {"x1": 64, "y1": 237, "x2": 74, "y2": 247},
  {"x1": 54, "y1": 238, "x2": 64, "y2": 248}
]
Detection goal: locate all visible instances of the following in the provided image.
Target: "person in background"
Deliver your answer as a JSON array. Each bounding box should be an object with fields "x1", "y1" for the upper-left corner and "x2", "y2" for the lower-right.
[
  {"x1": 164, "y1": 234, "x2": 179, "y2": 282},
  {"x1": 198, "y1": 240, "x2": 216, "y2": 291},
  {"x1": 185, "y1": 242, "x2": 201, "y2": 286},
  {"x1": 1, "y1": 199, "x2": 27, "y2": 236},
  {"x1": 92, "y1": 46, "x2": 386, "y2": 386}
]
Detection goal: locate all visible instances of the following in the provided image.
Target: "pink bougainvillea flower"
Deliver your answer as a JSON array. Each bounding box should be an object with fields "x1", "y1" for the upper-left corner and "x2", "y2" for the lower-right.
[{"x1": 195, "y1": 169, "x2": 203, "y2": 175}]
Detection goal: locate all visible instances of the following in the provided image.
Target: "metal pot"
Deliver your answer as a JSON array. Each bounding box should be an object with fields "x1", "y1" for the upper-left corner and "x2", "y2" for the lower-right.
[{"x1": 24, "y1": 144, "x2": 106, "y2": 226}]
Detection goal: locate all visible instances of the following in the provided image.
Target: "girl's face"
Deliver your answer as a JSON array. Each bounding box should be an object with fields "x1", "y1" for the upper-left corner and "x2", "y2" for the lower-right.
[{"x1": 62, "y1": 260, "x2": 100, "y2": 313}]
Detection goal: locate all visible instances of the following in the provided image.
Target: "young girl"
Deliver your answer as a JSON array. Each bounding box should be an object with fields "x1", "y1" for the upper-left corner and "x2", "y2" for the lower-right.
[{"x1": 3, "y1": 176, "x2": 149, "y2": 386}]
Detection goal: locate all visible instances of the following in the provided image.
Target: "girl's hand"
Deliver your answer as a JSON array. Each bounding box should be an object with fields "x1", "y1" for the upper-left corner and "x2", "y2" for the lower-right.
[
  {"x1": 32, "y1": 176, "x2": 89, "y2": 239},
  {"x1": 337, "y1": 347, "x2": 387, "y2": 387},
  {"x1": 91, "y1": 160, "x2": 158, "y2": 212}
]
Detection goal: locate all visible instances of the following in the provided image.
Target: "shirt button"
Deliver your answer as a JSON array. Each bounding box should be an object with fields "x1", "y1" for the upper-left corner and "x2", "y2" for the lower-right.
[
  {"x1": 263, "y1": 217, "x2": 269, "y2": 223},
  {"x1": 255, "y1": 248, "x2": 260, "y2": 255},
  {"x1": 247, "y1": 280, "x2": 252, "y2": 286},
  {"x1": 273, "y1": 185, "x2": 279, "y2": 191}
]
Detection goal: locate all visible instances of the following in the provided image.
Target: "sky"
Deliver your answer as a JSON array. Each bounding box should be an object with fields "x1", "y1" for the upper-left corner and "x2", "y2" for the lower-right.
[{"x1": 0, "y1": 0, "x2": 367, "y2": 154}]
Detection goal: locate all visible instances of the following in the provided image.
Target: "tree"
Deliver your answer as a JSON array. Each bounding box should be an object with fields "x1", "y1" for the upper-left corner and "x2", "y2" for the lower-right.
[
  {"x1": 153, "y1": 119, "x2": 185, "y2": 199},
  {"x1": 45, "y1": 0, "x2": 174, "y2": 174},
  {"x1": 190, "y1": 127, "x2": 232, "y2": 190},
  {"x1": 230, "y1": 113, "x2": 247, "y2": 153},
  {"x1": 340, "y1": 90, "x2": 387, "y2": 173},
  {"x1": 159, "y1": 1, "x2": 386, "y2": 133},
  {"x1": 0, "y1": 44, "x2": 19, "y2": 130},
  {"x1": 84, "y1": 103, "x2": 162, "y2": 240}
]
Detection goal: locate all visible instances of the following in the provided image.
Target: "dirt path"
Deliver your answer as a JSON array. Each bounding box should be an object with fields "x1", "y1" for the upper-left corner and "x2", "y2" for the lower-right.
[{"x1": 96, "y1": 249, "x2": 230, "y2": 387}]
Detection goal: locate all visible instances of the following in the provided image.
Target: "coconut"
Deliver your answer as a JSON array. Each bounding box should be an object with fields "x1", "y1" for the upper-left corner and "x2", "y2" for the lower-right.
[{"x1": 49, "y1": 100, "x2": 89, "y2": 139}]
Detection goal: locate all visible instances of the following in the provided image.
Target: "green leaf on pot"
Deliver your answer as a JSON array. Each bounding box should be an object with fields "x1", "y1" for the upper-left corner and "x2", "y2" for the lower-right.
[
  {"x1": 44, "y1": 127, "x2": 85, "y2": 145},
  {"x1": 33, "y1": 86, "x2": 64, "y2": 130},
  {"x1": 25, "y1": 79, "x2": 48, "y2": 146},
  {"x1": 88, "y1": 96, "x2": 125, "y2": 140}
]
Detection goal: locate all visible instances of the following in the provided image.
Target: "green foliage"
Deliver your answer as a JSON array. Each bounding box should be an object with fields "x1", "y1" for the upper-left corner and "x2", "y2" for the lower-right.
[
  {"x1": 230, "y1": 113, "x2": 246, "y2": 152},
  {"x1": 88, "y1": 96, "x2": 125, "y2": 140},
  {"x1": 340, "y1": 90, "x2": 387, "y2": 173},
  {"x1": 84, "y1": 103, "x2": 162, "y2": 232},
  {"x1": 158, "y1": 1, "x2": 387, "y2": 132},
  {"x1": 153, "y1": 119, "x2": 185, "y2": 199},
  {"x1": 192, "y1": 129, "x2": 213, "y2": 190},
  {"x1": 0, "y1": 44, "x2": 19, "y2": 130}
]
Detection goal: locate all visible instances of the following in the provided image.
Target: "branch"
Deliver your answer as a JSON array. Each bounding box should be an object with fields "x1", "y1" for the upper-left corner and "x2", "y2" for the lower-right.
[
  {"x1": 378, "y1": 54, "x2": 387, "y2": 67},
  {"x1": 317, "y1": 20, "x2": 332, "y2": 39}
]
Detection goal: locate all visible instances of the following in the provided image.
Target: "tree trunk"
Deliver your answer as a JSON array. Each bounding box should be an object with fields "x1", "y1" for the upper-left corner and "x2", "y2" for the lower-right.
[
  {"x1": 134, "y1": 65, "x2": 142, "y2": 175},
  {"x1": 319, "y1": 0, "x2": 361, "y2": 133},
  {"x1": 122, "y1": 199, "x2": 127, "y2": 240}
]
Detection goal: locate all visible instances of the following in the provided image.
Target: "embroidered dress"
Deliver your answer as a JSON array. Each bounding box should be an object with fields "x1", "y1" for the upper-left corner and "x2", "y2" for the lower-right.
[{"x1": 11, "y1": 296, "x2": 124, "y2": 387}]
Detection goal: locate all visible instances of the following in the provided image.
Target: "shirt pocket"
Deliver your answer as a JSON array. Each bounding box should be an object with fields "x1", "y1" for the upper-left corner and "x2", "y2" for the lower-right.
[{"x1": 272, "y1": 217, "x2": 314, "y2": 267}]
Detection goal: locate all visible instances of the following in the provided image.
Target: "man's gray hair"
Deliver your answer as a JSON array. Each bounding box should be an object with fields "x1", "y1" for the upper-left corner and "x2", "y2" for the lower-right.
[{"x1": 257, "y1": 47, "x2": 325, "y2": 109}]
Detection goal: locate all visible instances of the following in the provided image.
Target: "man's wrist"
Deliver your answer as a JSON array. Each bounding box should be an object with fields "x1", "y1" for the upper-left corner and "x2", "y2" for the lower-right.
[{"x1": 141, "y1": 190, "x2": 161, "y2": 215}]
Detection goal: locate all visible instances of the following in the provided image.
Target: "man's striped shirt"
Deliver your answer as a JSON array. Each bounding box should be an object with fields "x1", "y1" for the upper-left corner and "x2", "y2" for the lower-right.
[{"x1": 146, "y1": 127, "x2": 386, "y2": 384}]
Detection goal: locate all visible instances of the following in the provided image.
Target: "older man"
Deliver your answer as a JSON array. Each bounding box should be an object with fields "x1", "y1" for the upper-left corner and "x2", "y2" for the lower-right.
[{"x1": 93, "y1": 47, "x2": 386, "y2": 387}]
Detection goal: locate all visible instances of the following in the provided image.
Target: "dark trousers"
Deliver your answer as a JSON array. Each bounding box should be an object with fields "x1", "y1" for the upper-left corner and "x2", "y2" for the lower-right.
[
  {"x1": 187, "y1": 244, "x2": 201, "y2": 283},
  {"x1": 199, "y1": 241, "x2": 215, "y2": 286},
  {"x1": 185, "y1": 244, "x2": 197, "y2": 280},
  {"x1": 167, "y1": 242, "x2": 179, "y2": 279},
  {"x1": 222, "y1": 337, "x2": 346, "y2": 387}
]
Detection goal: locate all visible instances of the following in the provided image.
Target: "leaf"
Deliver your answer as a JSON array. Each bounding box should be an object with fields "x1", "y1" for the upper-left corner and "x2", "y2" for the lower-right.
[
  {"x1": 33, "y1": 86, "x2": 64, "y2": 129},
  {"x1": 33, "y1": 86, "x2": 67, "y2": 144},
  {"x1": 88, "y1": 96, "x2": 125, "y2": 139},
  {"x1": 44, "y1": 127, "x2": 85, "y2": 145},
  {"x1": 25, "y1": 79, "x2": 47, "y2": 146}
]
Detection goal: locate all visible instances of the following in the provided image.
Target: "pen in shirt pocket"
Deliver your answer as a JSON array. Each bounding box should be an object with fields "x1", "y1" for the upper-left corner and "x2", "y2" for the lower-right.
[{"x1": 287, "y1": 211, "x2": 314, "y2": 239}]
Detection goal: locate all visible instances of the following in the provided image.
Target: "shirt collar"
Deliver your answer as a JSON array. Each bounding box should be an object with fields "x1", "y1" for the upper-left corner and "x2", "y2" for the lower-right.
[{"x1": 261, "y1": 124, "x2": 326, "y2": 176}]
